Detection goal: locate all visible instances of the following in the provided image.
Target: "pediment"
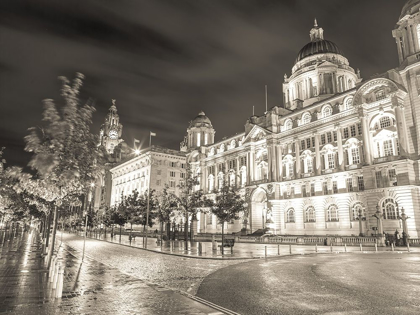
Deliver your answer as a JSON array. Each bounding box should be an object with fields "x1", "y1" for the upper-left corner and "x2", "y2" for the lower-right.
[{"x1": 242, "y1": 125, "x2": 271, "y2": 143}]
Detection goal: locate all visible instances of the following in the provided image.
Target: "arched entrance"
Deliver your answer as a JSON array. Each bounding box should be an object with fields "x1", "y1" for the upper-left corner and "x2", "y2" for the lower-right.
[{"x1": 250, "y1": 188, "x2": 268, "y2": 233}]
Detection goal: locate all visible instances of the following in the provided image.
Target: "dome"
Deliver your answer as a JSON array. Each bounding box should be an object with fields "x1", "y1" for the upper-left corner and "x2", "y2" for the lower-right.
[
  {"x1": 189, "y1": 111, "x2": 212, "y2": 128},
  {"x1": 296, "y1": 39, "x2": 343, "y2": 64},
  {"x1": 400, "y1": 0, "x2": 420, "y2": 19}
]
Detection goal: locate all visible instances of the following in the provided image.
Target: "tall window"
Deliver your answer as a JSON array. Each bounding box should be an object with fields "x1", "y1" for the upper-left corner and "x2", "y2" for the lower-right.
[
  {"x1": 323, "y1": 181, "x2": 328, "y2": 195},
  {"x1": 376, "y1": 171, "x2": 383, "y2": 188},
  {"x1": 333, "y1": 181, "x2": 338, "y2": 194},
  {"x1": 350, "y1": 125, "x2": 356, "y2": 137},
  {"x1": 302, "y1": 185, "x2": 307, "y2": 197},
  {"x1": 305, "y1": 207, "x2": 316, "y2": 222},
  {"x1": 204, "y1": 133, "x2": 208, "y2": 145},
  {"x1": 310, "y1": 183, "x2": 315, "y2": 196},
  {"x1": 197, "y1": 133, "x2": 201, "y2": 147},
  {"x1": 347, "y1": 178, "x2": 354, "y2": 192},
  {"x1": 352, "y1": 203, "x2": 365, "y2": 221},
  {"x1": 381, "y1": 198, "x2": 398, "y2": 220},
  {"x1": 306, "y1": 157, "x2": 313, "y2": 173},
  {"x1": 241, "y1": 169, "x2": 247, "y2": 187},
  {"x1": 208, "y1": 176, "x2": 214, "y2": 192},
  {"x1": 286, "y1": 209, "x2": 295, "y2": 223},
  {"x1": 328, "y1": 153, "x2": 335, "y2": 169},
  {"x1": 389, "y1": 169, "x2": 397, "y2": 186},
  {"x1": 357, "y1": 176, "x2": 365, "y2": 191},
  {"x1": 383, "y1": 140, "x2": 394, "y2": 156},
  {"x1": 327, "y1": 205, "x2": 339, "y2": 222},
  {"x1": 351, "y1": 147, "x2": 360, "y2": 164}
]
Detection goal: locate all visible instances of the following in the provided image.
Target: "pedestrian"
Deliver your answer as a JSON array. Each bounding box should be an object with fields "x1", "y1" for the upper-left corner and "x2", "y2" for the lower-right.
[{"x1": 395, "y1": 230, "x2": 400, "y2": 246}]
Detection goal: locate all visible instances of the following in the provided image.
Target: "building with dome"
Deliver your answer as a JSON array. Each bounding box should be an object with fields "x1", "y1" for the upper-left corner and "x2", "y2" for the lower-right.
[{"x1": 186, "y1": 2, "x2": 420, "y2": 240}]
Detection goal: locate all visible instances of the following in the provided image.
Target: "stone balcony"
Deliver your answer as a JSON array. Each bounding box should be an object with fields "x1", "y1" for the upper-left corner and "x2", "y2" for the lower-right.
[{"x1": 373, "y1": 155, "x2": 400, "y2": 164}]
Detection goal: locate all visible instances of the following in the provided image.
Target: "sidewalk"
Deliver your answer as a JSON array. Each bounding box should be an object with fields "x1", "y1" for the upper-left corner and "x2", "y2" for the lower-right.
[
  {"x1": 73, "y1": 229, "x2": 419, "y2": 259},
  {"x1": 0, "y1": 229, "x2": 231, "y2": 315}
]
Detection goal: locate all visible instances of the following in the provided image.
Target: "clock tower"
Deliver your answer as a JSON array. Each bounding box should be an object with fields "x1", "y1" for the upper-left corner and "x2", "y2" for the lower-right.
[{"x1": 100, "y1": 99, "x2": 123, "y2": 154}]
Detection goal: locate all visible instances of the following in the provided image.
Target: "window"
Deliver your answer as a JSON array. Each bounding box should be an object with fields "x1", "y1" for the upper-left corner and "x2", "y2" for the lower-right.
[
  {"x1": 301, "y1": 140, "x2": 306, "y2": 150},
  {"x1": 180, "y1": 173, "x2": 185, "y2": 179},
  {"x1": 312, "y1": 137, "x2": 316, "y2": 147},
  {"x1": 305, "y1": 207, "x2": 316, "y2": 222},
  {"x1": 170, "y1": 162, "x2": 176, "y2": 167},
  {"x1": 327, "y1": 132, "x2": 332, "y2": 143},
  {"x1": 351, "y1": 147, "x2": 360, "y2": 164},
  {"x1": 350, "y1": 125, "x2": 356, "y2": 137},
  {"x1": 286, "y1": 209, "x2": 295, "y2": 223},
  {"x1": 357, "y1": 123, "x2": 362, "y2": 135},
  {"x1": 352, "y1": 203, "x2": 365, "y2": 221},
  {"x1": 327, "y1": 205, "x2": 339, "y2": 222},
  {"x1": 323, "y1": 181, "x2": 328, "y2": 195},
  {"x1": 207, "y1": 213, "x2": 213, "y2": 225},
  {"x1": 170, "y1": 180, "x2": 176, "y2": 188},
  {"x1": 306, "y1": 157, "x2": 313, "y2": 173},
  {"x1": 379, "y1": 116, "x2": 392, "y2": 129},
  {"x1": 322, "y1": 105, "x2": 332, "y2": 118},
  {"x1": 310, "y1": 183, "x2": 315, "y2": 196},
  {"x1": 302, "y1": 185, "x2": 307, "y2": 197},
  {"x1": 357, "y1": 176, "x2": 364, "y2": 191},
  {"x1": 333, "y1": 131, "x2": 337, "y2": 142},
  {"x1": 208, "y1": 176, "x2": 214, "y2": 192},
  {"x1": 376, "y1": 171, "x2": 383, "y2": 188},
  {"x1": 381, "y1": 198, "x2": 398, "y2": 220},
  {"x1": 389, "y1": 169, "x2": 397, "y2": 186},
  {"x1": 383, "y1": 140, "x2": 393, "y2": 156},
  {"x1": 375, "y1": 90, "x2": 386, "y2": 101},
  {"x1": 347, "y1": 178, "x2": 354, "y2": 192},
  {"x1": 197, "y1": 133, "x2": 201, "y2": 147},
  {"x1": 306, "y1": 138, "x2": 311, "y2": 148},
  {"x1": 333, "y1": 181, "x2": 338, "y2": 194},
  {"x1": 181, "y1": 163, "x2": 185, "y2": 169},
  {"x1": 328, "y1": 153, "x2": 335, "y2": 169},
  {"x1": 345, "y1": 97, "x2": 353, "y2": 110},
  {"x1": 321, "y1": 134, "x2": 326, "y2": 145},
  {"x1": 285, "y1": 119, "x2": 293, "y2": 131},
  {"x1": 170, "y1": 171, "x2": 176, "y2": 177},
  {"x1": 302, "y1": 113, "x2": 311, "y2": 124},
  {"x1": 344, "y1": 128, "x2": 349, "y2": 139},
  {"x1": 229, "y1": 160, "x2": 236, "y2": 170},
  {"x1": 240, "y1": 156, "x2": 247, "y2": 167}
]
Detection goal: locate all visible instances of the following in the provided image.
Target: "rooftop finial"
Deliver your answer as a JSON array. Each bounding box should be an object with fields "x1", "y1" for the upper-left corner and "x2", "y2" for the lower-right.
[
  {"x1": 314, "y1": 18, "x2": 318, "y2": 27},
  {"x1": 112, "y1": 99, "x2": 116, "y2": 106}
]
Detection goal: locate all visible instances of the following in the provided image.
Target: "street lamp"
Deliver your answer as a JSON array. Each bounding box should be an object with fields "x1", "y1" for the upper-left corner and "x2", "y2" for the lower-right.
[
  {"x1": 356, "y1": 208, "x2": 366, "y2": 236},
  {"x1": 373, "y1": 205, "x2": 384, "y2": 237},
  {"x1": 397, "y1": 205, "x2": 410, "y2": 246},
  {"x1": 82, "y1": 182, "x2": 95, "y2": 262}
]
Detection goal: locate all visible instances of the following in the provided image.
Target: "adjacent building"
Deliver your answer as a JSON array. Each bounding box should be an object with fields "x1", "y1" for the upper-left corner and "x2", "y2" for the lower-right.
[{"x1": 186, "y1": 2, "x2": 420, "y2": 238}]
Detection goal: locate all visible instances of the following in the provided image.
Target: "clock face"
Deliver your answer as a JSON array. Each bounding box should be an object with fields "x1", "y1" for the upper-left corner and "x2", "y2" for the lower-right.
[{"x1": 109, "y1": 130, "x2": 118, "y2": 140}]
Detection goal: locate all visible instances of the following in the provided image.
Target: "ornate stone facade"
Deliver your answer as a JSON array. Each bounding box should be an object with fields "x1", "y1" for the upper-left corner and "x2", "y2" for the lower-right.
[{"x1": 187, "y1": 3, "x2": 420, "y2": 238}]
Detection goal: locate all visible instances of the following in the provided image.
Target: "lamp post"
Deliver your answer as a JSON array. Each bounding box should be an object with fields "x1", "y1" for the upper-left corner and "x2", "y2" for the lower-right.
[
  {"x1": 82, "y1": 182, "x2": 95, "y2": 262},
  {"x1": 398, "y1": 206, "x2": 410, "y2": 246},
  {"x1": 356, "y1": 208, "x2": 366, "y2": 236}
]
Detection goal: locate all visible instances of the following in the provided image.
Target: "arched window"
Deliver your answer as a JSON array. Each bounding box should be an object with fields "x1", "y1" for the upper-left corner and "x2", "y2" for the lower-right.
[
  {"x1": 284, "y1": 119, "x2": 293, "y2": 131},
  {"x1": 286, "y1": 208, "x2": 295, "y2": 223},
  {"x1": 322, "y1": 105, "x2": 332, "y2": 118},
  {"x1": 284, "y1": 155, "x2": 294, "y2": 178},
  {"x1": 240, "y1": 167, "x2": 247, "y2": 187},
  {"x1": 218, "y1": 173, "x2": 224, "y2": 190},
  {"x1": 302, "y1": 112, "x2": 311, "y2": 125},
  {"x1": 305, "y1": 206, "x2": 316, "y2": 222},
  {"x1": 373, "y1": 116, "x2": 394, "y2": 130},
  {"x1": 351, "y1": 202, "x2": 365, "y2": 221},
  {"x1": 327, "y1": 205, "x2": 339, "y2": 222},
  {"x1": 229, "y1": 171, "x2": 235, "y2": 186},
  {"x1": 381, "y1": 198, "x2": 398, "y2": 219},
  {"x1": 344, "y1": 97, "x2": 353, "y2": 110}
]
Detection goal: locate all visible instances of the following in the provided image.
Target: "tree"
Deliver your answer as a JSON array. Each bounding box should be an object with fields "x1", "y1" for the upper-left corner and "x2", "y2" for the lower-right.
[
  {"x1": 24, "y1": 73, "x2": 104, "y2": 267},
  {"x1": 155, "y1": 186, "x2": 177, "y2": 240},
  {"x1": 208, "y1": 185, "x2": 246, "y2": 254},
  {"x1": 172, "y1": 165, "x2": 206, "y2": 248}
]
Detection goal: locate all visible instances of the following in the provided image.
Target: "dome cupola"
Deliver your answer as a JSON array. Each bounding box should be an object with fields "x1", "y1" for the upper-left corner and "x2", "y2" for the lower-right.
[
  {"x1": 181, "y1": 111, "x2": 215, "y2": 152},
  {"x1": 189, "y1": 111, "x2": 213, "y2": 128}
]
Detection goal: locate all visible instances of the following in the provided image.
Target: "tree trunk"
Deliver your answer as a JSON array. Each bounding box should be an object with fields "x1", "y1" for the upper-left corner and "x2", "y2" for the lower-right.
[
  {"x1": 166, "y1": 222, "x2": 171, "y2": 238},
  {"x1": 45, "y1": 211, "x2": 52, "y2": 254},
  {"x1": 129, "y1": 222, "x2": 133, "y2": 242},
  {"x1": 221, "y1": 222, "x2": 225, "y2": 255},
  {"x1": 119, "y1": 225, "x2": 122, "y2": 243},
  {"x1": 47, "y1": 206, "x2": 59, "y2": 269},
  {"x1": 160, "y1": 221, "x2": 163, "y2": 243}
]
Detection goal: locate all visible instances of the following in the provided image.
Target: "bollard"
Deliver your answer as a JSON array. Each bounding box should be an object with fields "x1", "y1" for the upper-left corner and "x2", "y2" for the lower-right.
[
  {"x1": 212, "y1": 235, "x2": 217, "y2": 252},
  {"x1": 198, "y1": 242, "x2": 202, "y2": 254},
  {"x1": 265, "y1": 246, "x2": 267, "y2": 258},
  {"x1": 277, "y1": 244, "x2": 280, "y2": 256},
  {"x1": 407, "y1": 243, "x2": 410, "y2": 253},
  {"x1": 330, "y1": 244, "x2": 333, "y2": 253},
  {"x1": 289, "y1": 244, "x2": 292, "y2": 254},
  {"x1": 50, "y1": 256, "x2": 58, "y2": 283},
  {"x1": 56, "y1": 265, "x2": 64, "y2": 298},
  {"x1": 49, "y1": 255, "x2": 57, "y2": 278},
  {"x1": 344, "y1": 244, "x2": 347, "y2": 253},
  {"x1": 391, "y1": 243, "x2": 394, "y2": 252},
  {"x1": 360, "y1": 243, "x2": 363, "y2": 252},
  {"x1": 315, "y1": 244, "x2": 318, "y2": 253},
  {"x1": 375, "y1": 243, "x2": 378, "y2": 252},
  {"x1": 52, "y1": 261, "x2": 61, "y2": 289}
]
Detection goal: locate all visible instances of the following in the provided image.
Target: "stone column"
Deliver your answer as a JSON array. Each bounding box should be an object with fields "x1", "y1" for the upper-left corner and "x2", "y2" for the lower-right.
[
  {"x1": 267, "y1": 143, "x2": 273, "y2": 182},
  {"x1": 294, "y1": 139, "x2": 300, "y2": 177},
  {"x1": 277, "y1": 144, "x2": 283, "y2": 181},
  {"x1": 336, "y1": 125, "x2": 344, "y2": 171},
  {"x1": 236, "y1": 157, "x2": 240, "y2": 188},
  {"x1": 314, "y1": 133, "x2": 321, "y2": 175},
  {"x1": 392, "y1": 96, "x2": 409, "y2": 156},
  {"x1": 250, "y1": 149, "x2": 255, "y2": 182},
  {"x1": 360, "y1": 112, "x2": 372, "y2": 165},
  {"x1": 247, "y1": 151, "x2": 251, "y2": 184}
]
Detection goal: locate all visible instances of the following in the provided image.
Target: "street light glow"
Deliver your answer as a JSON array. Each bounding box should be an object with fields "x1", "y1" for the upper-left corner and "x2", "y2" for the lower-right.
[{"x1": 135, "y1": 149, "x2": 140, "y2": 155}]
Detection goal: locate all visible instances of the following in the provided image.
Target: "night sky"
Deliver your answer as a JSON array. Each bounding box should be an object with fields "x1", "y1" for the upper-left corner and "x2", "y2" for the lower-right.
[{"x1": 0, "y1": 0, "x2": 407, "y2": 167}]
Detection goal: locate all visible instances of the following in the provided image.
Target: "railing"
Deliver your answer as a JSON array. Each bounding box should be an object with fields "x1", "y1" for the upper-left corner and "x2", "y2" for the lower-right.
[
  {"x1": 253, "y1": 235, "x2": 382, "y2": 246},
  {"x1": 345, "y1": 164, "x2": 361, "y2": 171},
  {"x1": 301, "y1": 172, "x2": 314, "y2": 178},
  {"x1": 409, "y1": 238, "x2": 420, "y2": 246},
  {"x1": 250, "y1": 179, "x2": 269, "y2": 185},
  {"x1": 322, "y1": 169, "x2": 335, "y2": 175}
]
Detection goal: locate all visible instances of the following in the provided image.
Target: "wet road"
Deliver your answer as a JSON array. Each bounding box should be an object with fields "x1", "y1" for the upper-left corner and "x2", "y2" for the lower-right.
[
  {"x1": 197, "y1": 252, "x2": 420, "y2": 315},
  {"x1": 61, "y1": 232, "x2": 246, "y2": 295}
]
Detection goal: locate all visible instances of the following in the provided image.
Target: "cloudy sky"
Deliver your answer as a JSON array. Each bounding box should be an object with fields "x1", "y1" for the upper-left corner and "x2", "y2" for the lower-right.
[{"x1": 0, "y1": 0, "x2": 406, "y2": 167}]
